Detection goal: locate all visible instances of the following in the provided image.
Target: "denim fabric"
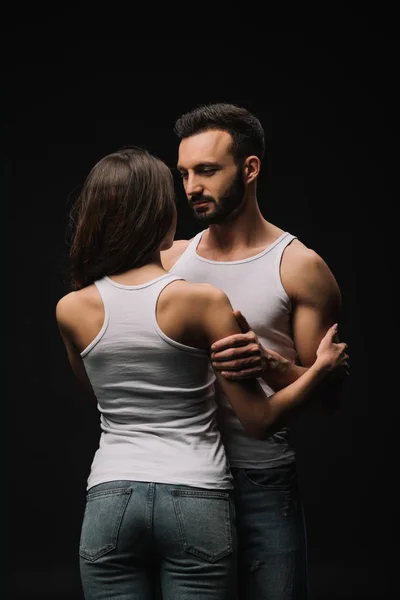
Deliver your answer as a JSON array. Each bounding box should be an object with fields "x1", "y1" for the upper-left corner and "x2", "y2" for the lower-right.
[
  {"x1": 231, "y1": 463, "x2": 308, "y2": 600},
  {"x1": 79, "y1": 480, "x2": 237, "y2": 600}
]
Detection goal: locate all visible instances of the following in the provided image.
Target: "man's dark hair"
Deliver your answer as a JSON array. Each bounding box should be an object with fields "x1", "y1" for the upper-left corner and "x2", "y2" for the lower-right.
[{"x1": 174, "y1": 102, "x2": 265, "y2": 163}]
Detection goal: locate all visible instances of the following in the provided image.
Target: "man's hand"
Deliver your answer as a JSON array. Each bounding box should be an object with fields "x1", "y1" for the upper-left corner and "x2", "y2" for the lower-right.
[
  {"x1": 211, "y1": 310, "x2": 350, "y2": 389},
  {"x1": 211, "y1": 310, "x2": 280, "y2": 380}
]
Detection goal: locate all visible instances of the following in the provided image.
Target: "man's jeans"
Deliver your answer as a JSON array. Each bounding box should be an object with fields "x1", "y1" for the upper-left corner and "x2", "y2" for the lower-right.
[
  {"x1": 231, "y1": 463, "x2": 309, "y2": 600},
  {"x1": 79, "y1": 480, "x2": 237, "y2": 600}
]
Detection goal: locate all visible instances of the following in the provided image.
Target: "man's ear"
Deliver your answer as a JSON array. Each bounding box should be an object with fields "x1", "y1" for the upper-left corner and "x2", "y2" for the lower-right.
[{"x1": 243, "y1": 155, "x2": 261, "y2": 183}]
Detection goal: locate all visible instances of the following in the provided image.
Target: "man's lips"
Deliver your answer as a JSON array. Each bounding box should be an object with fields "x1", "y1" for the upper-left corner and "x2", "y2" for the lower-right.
[{"x1": 191, "y1": 200, "x2": 211, "y2": 208}]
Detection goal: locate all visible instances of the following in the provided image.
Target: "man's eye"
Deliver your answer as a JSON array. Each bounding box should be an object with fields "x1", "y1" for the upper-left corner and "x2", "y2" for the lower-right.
[
  {"x1": 179, "y1": 172, "x2": 188, "y2": 179},
  {"x1": 202, "y1": 169, "x2": 216, "y2": 176}
]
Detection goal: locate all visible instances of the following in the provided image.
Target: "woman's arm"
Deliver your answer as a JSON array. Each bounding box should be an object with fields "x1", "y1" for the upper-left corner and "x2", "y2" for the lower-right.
[{"x1": 56, "y1": 294, "x2": 98, "y2": 406}]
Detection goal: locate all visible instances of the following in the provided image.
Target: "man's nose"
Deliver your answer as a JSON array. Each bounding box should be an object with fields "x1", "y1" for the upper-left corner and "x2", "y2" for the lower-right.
[{"x1": 185, "y1": 176, "x2": 203, "y2": 197}]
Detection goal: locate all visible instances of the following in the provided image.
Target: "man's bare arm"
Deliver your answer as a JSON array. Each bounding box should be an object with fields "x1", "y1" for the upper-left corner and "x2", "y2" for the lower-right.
[
  {"x1": 282, "y1": 243, "x2": 348, "y2": 404},
  {"x1": 283, "y1": 243, "x2": 342, "y2": 364}
]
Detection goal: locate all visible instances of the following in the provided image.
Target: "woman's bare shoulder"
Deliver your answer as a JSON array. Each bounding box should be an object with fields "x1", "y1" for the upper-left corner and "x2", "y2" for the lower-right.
[
  {"x1": 163, "y1": 279, "x2": 228, "y2": 306},
  {"x1": 56, "y1": 285, "x2": 101, "y2": 325}
]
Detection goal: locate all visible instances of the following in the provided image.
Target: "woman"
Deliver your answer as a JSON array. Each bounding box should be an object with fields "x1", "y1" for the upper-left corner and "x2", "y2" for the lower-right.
[{"x1": 56, "y1": 147, "x2": 348, "y2": 600}]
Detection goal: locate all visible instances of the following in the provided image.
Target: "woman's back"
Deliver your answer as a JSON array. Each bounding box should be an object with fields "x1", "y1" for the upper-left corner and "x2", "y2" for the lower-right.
[{"x1": 72, "y1": 272, "x2": 233, "y2": 491}]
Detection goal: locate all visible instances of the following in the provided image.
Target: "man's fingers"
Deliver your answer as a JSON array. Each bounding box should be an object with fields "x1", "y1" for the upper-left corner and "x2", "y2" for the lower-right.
[
  {"x1": 220, "y1": 368, "x2": 261, "y2": 380},
  {"x1": 233, "y1": 310, "x2": 251, "y2": 334},
  {"x1": 211, "y1": 344, "x2": 261, "y2": 361},
  {"x1": 212, "y1": 354, "x2": 263, "y2": 370},
  {"x1": 211, "y1": 333, "x2": 253, "y2": 352}
]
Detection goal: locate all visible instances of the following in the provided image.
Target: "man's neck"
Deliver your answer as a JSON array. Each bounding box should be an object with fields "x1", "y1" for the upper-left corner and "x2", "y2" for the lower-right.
[{"x1": 203, "y1": 204, "x2": 281, "y2": 253}]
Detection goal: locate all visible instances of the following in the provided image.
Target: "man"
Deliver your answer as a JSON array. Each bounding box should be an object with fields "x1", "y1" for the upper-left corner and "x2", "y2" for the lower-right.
[{"x1": 161, "y1": 103, "x2": 347, "y2": 600}]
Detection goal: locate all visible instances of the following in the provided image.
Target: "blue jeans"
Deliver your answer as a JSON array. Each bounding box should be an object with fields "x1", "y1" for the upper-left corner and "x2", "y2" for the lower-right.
[
  {"x1": 231, "y1": 463, "x2": 308, "y2": 600},
  {"x1": 79, "y1": 480, "x2": 237, "y2": 600}
]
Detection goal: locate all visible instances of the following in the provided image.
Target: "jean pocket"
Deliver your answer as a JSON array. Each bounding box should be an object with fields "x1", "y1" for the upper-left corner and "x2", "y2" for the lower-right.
[
  {"x1": 79, "y1": 487, "x2": 131, "y2": 562},
  {"x1": 172, "y1": 489, "x2": 234, "y2": 563},
  {"x1": 243, "y1": 465, "x2": 296, "y2": 490}
]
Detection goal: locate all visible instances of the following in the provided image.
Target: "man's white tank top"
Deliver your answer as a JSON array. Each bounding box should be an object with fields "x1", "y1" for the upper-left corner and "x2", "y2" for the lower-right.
[
  {"x1": 81, "y1": 273, "x2": 233, "y2": 490},
  {"x1": 170, "y1": 230, "x2": 298, "y2": 468}
]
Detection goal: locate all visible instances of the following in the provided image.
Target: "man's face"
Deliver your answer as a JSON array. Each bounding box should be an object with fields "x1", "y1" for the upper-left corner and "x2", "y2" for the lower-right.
[{"x1": 177, "y1": 130, "x2": 245, "y2": 225}]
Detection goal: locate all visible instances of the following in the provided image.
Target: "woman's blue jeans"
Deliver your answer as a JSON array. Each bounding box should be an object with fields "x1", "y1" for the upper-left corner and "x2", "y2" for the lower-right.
[{"x1": 79, "y1": 480, "x2": 237, "y2": 600}]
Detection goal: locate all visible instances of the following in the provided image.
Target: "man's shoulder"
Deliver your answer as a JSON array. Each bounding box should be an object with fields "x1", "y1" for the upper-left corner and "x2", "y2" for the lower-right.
[
  {"x1": 283, "y1": 238, "x2": 324, "y2": 269},
  {"x1": 282, "y1": 239, "x2": 340, "y2": 297},
  {"x1": 161, "y1": 238, "x2": 193, "y2": 270}
]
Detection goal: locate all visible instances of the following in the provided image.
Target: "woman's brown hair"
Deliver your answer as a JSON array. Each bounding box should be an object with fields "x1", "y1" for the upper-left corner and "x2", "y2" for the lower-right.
[{"x1": 68, "y1": 146, "x2": 176, "y2": 290}]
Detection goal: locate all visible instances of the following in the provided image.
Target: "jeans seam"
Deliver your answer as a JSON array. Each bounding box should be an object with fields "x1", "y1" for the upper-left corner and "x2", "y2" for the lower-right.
[{"x1": 146, "y1": 483, "x2": 155, "y2": 535}]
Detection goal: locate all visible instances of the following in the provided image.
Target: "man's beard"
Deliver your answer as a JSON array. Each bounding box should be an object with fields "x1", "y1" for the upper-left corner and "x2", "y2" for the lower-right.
[{"x1": 189, "y1": 169, "x2": 245, "y2": 225}]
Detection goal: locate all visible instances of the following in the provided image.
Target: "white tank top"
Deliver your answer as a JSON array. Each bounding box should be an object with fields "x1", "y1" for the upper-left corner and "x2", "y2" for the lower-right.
[
  {"x1": 81, "y1": 273, "x2": 233, "y2": 490},
  {"x1": 170, "y1": 230, "x2": 298, "y2": 468}
]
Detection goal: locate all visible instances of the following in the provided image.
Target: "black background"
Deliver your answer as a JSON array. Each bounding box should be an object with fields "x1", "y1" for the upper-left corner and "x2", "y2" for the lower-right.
[{"x1": 7, "y1": 24, "x2": 398, "y2": 599}]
